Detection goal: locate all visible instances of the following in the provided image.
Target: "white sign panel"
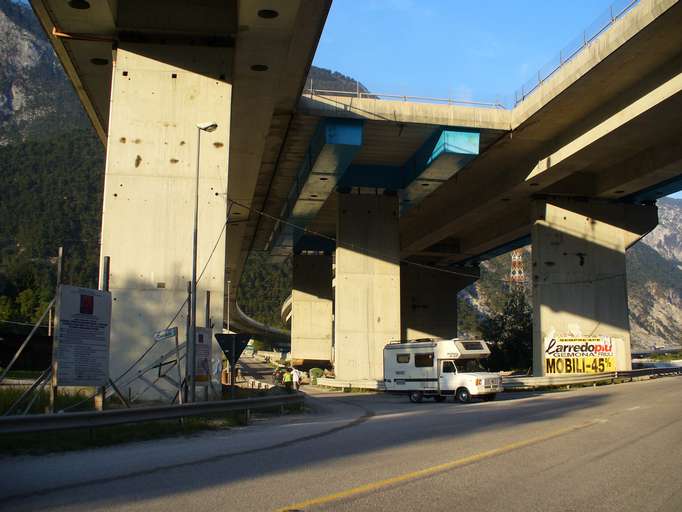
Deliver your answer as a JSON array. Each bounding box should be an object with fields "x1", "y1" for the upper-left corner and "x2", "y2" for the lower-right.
[
  {"x1": 195, "y1": 327, "x2": 212, "y2": 386},
  {"x1": 153, "y1": 326, "x2": 178, "y2": 342},
  {"x1": 54, "y1": 285, "x2": 112, "y2": 387}
]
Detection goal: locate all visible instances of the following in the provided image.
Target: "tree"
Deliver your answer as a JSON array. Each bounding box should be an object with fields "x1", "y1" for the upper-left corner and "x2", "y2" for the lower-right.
[
  {"x1": 480, "y1": 289, "x2": 533, "y2": 372},
  {"x1": 0, "y1": 296, "x2": 15, "y2": 323}
]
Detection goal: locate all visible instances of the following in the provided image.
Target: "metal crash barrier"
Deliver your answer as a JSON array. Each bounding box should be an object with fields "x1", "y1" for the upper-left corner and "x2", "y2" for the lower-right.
[
  {"x1": 501, "y1": 366, "x2": 682, "y2": 389},
  {"x1": 0, "y1": 394, "x2": 304, "y2": 435}
]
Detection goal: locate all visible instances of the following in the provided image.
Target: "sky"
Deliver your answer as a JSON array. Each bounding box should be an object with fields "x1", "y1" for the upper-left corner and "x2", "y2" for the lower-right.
[{"x1": 313, "y1": 0, "x2": 682, "y2": 199}]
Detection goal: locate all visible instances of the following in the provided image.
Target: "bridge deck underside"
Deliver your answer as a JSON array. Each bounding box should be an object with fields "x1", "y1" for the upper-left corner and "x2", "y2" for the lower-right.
[
  {"x1": 245, "y1": 117, "x2": 505, "y2": 259},
  {"x1": 247, "y1": 0, "x2": 682, "y2": 269}
]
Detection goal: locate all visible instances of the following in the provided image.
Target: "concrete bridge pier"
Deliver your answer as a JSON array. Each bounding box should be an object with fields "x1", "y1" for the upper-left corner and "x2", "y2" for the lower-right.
[
  {"x1": 99, "y1": 45, "x2": 230, "y2": 386},
  {"x1": 400, "y1": 264, "x2": 479, "y2": 341},
  {"x1": 291, "y1": 254, "x2": 333, "y2": 367},
  {"x1": 531, "y1": 198, "x2": 658, "y2": 376},
  {"x1": 334, "y1": 192, "x2": 401, "y2": 382}
]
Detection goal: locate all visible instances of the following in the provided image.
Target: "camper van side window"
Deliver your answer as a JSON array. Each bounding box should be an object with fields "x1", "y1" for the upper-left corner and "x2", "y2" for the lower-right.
[
  {"x1": 414, "y1": 353, "x2": 434, "y2": 367},
  {"x1": 396, "y1": 354, "x2": 410, "y2": 364},
  {"x1": 442, "y1": 360, "x2": 456, "y2": 373}
]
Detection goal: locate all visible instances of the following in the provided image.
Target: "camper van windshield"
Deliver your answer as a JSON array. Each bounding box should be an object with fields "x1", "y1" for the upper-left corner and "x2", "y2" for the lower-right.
[{"x1": 456, "y1": 359, "x2": 486, "y2": 373}]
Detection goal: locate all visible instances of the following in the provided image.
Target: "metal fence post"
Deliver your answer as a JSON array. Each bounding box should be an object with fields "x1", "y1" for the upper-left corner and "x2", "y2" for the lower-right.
[
  {"x1": 184, "y1": 280, "x2": 192, "y2": 402},
  {"x1": 94, "y1": 256, "x2": 110, "y2": 411}
]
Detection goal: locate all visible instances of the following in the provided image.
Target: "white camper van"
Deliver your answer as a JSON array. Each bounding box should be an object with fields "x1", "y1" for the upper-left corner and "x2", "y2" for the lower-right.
[{"x1": 383, "y1": 338, "x2": 502, "y2": 403}]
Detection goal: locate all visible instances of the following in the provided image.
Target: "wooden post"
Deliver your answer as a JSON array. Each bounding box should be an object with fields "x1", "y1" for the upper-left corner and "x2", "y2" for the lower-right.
[{"x1": 49, "y1": 246, "x2": 63, "y2": 413}]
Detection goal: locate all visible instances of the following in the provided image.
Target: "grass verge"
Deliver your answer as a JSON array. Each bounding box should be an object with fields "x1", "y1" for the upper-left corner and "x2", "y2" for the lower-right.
[{"x1": 0, "y1": 387, "x2": 95, "y2": 415}]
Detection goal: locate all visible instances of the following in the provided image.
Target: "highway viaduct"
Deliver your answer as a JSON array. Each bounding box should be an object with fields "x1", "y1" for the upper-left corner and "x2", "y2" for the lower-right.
[{"x1": 30, "y1": 0, "x2": 682, "y2": 387}]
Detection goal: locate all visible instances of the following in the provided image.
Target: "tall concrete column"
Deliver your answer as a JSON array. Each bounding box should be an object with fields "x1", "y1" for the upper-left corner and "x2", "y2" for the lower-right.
[
  {"x1": 291, "y1": 254, "x2": 333, "y2": 367},
  {"x1": 100, "y1": 45, "x2": 230, "y2": 386},
  {"x1": 400, "y1": 264, "x2": 478, "y2": 340},
  {"x1": 531, "y1": 198, "x2": 658, "y2": 375},
  {"x1": 334, "y1": 193, "x2": 401, "y2": 382}
]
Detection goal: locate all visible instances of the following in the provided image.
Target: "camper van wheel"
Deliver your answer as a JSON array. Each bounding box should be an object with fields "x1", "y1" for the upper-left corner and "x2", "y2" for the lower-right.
[
  {"x1": 456, "y1": 387, "x2": 471, "y2": 403},
  {"x1": 434, "y1": 396, "x2": 446, "y2": 402},
  {"x1": 408, "y1": 391, "x2": 424, "y2": 403}
]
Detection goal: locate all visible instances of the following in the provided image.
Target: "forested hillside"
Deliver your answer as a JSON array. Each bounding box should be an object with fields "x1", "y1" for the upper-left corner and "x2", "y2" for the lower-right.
[{"x1": 0, "y1": 130, "x2": 103, "y2": 323}]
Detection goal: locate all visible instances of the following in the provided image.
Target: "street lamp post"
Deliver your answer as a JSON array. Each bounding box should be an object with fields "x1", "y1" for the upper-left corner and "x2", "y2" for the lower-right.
[{"x1": 189, "y1": 121, "x2": 218, "y2": 402}]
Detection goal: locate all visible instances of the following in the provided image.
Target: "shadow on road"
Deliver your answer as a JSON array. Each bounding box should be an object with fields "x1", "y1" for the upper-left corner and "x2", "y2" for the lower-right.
[{"x1": 5, "y1": 383, "x2": 620, "y2": 510}]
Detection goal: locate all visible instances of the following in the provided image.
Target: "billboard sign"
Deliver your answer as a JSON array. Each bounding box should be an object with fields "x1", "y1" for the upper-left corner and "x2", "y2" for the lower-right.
[
  {"x1": 54, "y1": 285, "x2": 112, "y2": 387},
  {"x1": 544, "y1": 336, "x2": 616, "y2": 375}
]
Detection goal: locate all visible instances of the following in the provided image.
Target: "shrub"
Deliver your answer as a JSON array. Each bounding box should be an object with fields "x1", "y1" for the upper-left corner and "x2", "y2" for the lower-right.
[{"x1": 309, "y1": 368, "x2": 324, "y2": 385}]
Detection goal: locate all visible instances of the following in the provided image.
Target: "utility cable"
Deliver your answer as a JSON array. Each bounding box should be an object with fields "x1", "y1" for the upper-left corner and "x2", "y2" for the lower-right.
[
  {"x1": 226, "y1": 197, "x2": 628, "y2": 287},
  {"x1": 227, "y1": 197, "x2": 484, "y2": 280},
  {"x1": 0, "y1": 319, "x2": 50, "y2": 328}
]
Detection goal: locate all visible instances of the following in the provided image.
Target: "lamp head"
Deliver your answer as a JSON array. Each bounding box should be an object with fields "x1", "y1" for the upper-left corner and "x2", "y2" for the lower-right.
[{"x1": 197, "y1": 122, "x2": 218, "y2": 132}]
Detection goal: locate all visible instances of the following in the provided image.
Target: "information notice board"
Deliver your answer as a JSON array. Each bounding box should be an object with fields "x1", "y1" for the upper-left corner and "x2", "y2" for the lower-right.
[
  {"x1": 54, "y1": 285, "x2": 112, "y2": 387},
  {"x1": 195, "y1": 327, "x2": 212, "y2": 386}
]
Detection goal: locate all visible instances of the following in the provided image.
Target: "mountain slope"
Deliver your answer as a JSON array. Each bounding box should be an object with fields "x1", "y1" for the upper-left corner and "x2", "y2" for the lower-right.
[
  {"x1": 0, "y1": 1, "x2": 88, "y2": 145},
  {"x1": 641, "y1": 198, "x2": 682, "y2": 266}
]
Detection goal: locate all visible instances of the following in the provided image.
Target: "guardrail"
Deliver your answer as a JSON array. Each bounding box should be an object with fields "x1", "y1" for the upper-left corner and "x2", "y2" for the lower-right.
[
  {"x1": 303, "y1": 88, "x2": 506, "y2": 109},
  {"x1": 502, "y1": 366, "x2": 682, "y2": 389},
  {"x1": 513, "y1": 0, "x2": 639, "y2": 104},
  {"x1": 0, "y1": 394, "x2": 304, "y2": 435},
  {"x1": 304, "y1": 0, "x2": 640, "y2": 110},
  {"x1": 315, "y1": 366, "x2": 682, "y2": 391}
]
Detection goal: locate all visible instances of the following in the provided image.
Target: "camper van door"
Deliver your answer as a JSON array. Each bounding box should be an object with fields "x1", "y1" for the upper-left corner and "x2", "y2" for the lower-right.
[{"x1": 439, "y1": 359, "x2": 457, "y2": 392}]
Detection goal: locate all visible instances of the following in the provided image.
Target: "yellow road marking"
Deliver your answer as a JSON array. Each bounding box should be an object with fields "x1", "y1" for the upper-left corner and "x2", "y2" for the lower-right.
[{"x1": 276, "y1": 419, "x2": 601, "y2": 511}]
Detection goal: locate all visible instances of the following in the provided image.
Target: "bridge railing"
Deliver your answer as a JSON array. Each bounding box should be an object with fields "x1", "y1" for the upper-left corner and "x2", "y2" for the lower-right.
[
  {"x1": 303, "y1": 88, "x2": 506, "y2": 109},
  {"x1": 514, "y1": 0, "x2": 640, "y2": 105}
]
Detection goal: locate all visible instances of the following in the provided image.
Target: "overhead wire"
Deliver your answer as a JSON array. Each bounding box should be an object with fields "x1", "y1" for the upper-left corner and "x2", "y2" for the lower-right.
[
  {"x1": 227, "y1": 197, "x2": 627, "y2": 287},
  {"x1": 226, "y1": 197, "x2": 629, "y2": 287}
]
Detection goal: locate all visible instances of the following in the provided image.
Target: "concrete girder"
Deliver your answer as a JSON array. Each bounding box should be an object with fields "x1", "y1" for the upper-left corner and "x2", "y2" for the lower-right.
[
  {"x1": 400, "y1": 129, "x2": 480, "y2": 213},
  {"x1": 400, "y1": 0, "x2": 682, "y2": 260},
  {"x1": 267, "y1": 124, "x2": 480, "y2": 261},
  {"x1": 299, "y1": 95, "x2": 512, "y2": 132},
  {"x1": 453, "y1": 205, "x2": 533, "y2": 266},
  {"x1": 337, "y1": 128, "x2": 480, "y2": 207},
  {"x1": 524, "y1": 70, "x2": 682, "y2": 188},
  {"x1": 401, "y1": 64, "x2": 682, "y2": 259},
  {"x1": 268, "y1": 118, "x2": 363, "y2": 259},
  {"x1": 227, "y1": 0, "x2": 331, "y2": 293},
  {"x1": 594, "y1": 136, "x2": 682, "y2": 200},
  {"x1": 511, "y1": 0, "x2": 681, "y2": 130},
  {"x1": 627, "y1": 174, "x2": 682, "y2": 203}
]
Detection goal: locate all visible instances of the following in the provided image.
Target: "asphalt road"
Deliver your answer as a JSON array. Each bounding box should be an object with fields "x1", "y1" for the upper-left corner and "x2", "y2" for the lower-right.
[{"x1": 1, "y1": 377, "x2": 681, "y2": 512}]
